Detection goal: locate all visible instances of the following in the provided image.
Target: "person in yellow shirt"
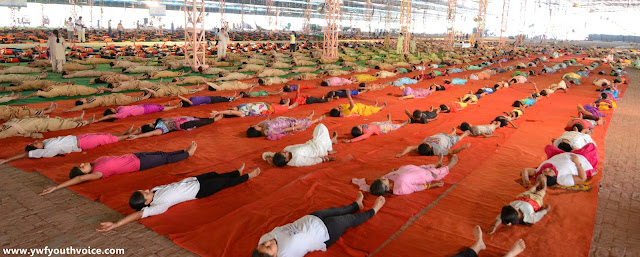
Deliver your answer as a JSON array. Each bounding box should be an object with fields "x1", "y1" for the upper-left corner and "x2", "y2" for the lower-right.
[
  {"x1": 350, "y1": 74, "x2": 378, "y2": 83},
  {"x1": 329, "y1": 90, "x2": 386, "y2": 117}
]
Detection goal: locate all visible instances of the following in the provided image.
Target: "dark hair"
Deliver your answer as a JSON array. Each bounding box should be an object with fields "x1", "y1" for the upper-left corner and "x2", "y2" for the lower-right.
[
  {"x1": 540, "y1": 90, "x2": 548, "y2": 96},
  {"x1": 141, "y1": 124, "x2": 155, "y2": 133},
  {"x1": 279, "y1": 99, "x2": 286, "y2": 105},
  {"x1": 351, "y1": 126, "x2": 363, "y2": 138},
  {"x1": 500, "y1": 205, "x2": 519, "y2": 225},
  {"x1": 358, "y1": 83, "x2": 366, "y2": 88},
  {"x1": 531, "y1": 93, "x2": 540, "y2": 98},
  {"x1": 283, "y1": 84, "x2": 292, "y2": 92},
  {"x1": 198, "y1": 66, "x2": 203, "y2": 73},
  {"x1": 69, "y1": 166, "x2": 85, "y2": 179},
  {"x1": 496, "y1": 117, "x2": 508, "y2": 127},
  {"x1": 320, "y1": 81, "x2": 329, "y2": 87},
  {"x1": 25, "y1": 144, "x2": 38, "y2": 152},
  {"x1": 272, "y1": 153, "x2": 288, "y2": 167},
  {"x1": 439, "y1": 104, "x2": 450, "y2": 113},
  {"x1": 412, "y1": 110, "x2": 422, "y2": 120},
  {"x1": 122, "y1": 68, "x2": 127, "y2": 72},
  {"x1": 459, "y1": 122, "x2": 471, "y2": 132},
  {"x1": 103, "y1": 109, "x2": 116, "y2": 117},
  {"x1": 75, "y1": 100, "x2": 84, "y2": 106},
  {"x1": 109, "y1": 62, "x2": 115, "y2": 67},
  {"x1": 252, "y1": 249, "x2": 273, "y2": 257},
  {"x1": 329, "y1": 108, "x2": 341, "y2": 117},
  {"x1": 258, "y1": 79, "x2": 265, "y2": 86},
  {"x1": 370, "y1": 179, "x2": 389, "y2": 196},
  {"x1": 512, "y1": 101, "x2": 523, "y2": 108},
  {"x1": 53, "y1": 30, "x2": 60, "y2": 43},
  {"x1": 129, "y1": 191, "x2": 149, "y2": 211},
  {"x1": 557, "y1": 142, "x2": 573, "y2": 152},
  {"x1": 600, "y1": 93, "x2": 608, "y2": 99},
  {"x1": 246, "y1": 127, "x2": 262, "y2": 137},
  {"x1": 444, "y1": 80, "x2": 452, "y2": 84},
  {"x1": 180, "y1": 100, "x2": 192, "y2": 107},
  {"x1": 545, "y1": 175, "x2": 558, "y2": 186},
  {"x1": 614, "y1": 78, "x2": 622, "y2": 83},
  {"x1": 435, "y1": 85, "x2": 445, "y2": 91},
  {"x1": 374, "y1": 66, "x2": 380, "y2": 70},
  {"x1": 572, "y1": 123, "x2": 584, "y2": 132},
  {"x1": 417, "y1": 143, "x2": 434, "y2": 156},
  {"x1": 475, "y1": 89, "x2": 484, "y2": 95},
  {"x1": 208, "y1": 85, "x2": 216, "y2": 91}
]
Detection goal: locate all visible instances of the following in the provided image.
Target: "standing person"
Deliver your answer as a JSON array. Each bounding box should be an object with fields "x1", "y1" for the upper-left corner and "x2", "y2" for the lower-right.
[
  {"x1": 76, "y1": 16, "x2": 85, "y2": 43},
  {"x1": 171, "y1": 21, "x2": 174, "y2": 35},
  {"x1": 217, "y1": 28, "x2": 230, "y2": 60},
  {"x1": 117, "y1": 20, "x2": 124, "y2": 41},
  {"x1": 410, "y1": 33, "x2": 417, "y2": 53},
  {"x1": 290, "y1": 31, "x2": 296, "y2": 53},
  {"x1": 474, "y1": 41, "x2": 479, "y2": 54},
  {"x1": 47, "y1": 30, "x2": 66, "y2": 73},
  {"x1": 397, "y1": 33, "x2": 404, "y2": 54},
  {"x1": 107, "y1": 19, "x2": 112, "y2": 36},
  {"x1": 65, "y1": 17, "x2": 74, "y2": 44}
]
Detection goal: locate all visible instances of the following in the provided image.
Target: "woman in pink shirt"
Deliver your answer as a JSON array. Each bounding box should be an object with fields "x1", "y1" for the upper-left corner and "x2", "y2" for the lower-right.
[
  {"x1": 353, "y1": 155, "x2": 458, "y2": 196},
  {"x1": 98, "y1": 103, "x2": 181, "y2": 122},
  {"x1": 321, "y1": 77, "x2": 353, "y2": 87},
  {"x1": 343, "y1": 114, "x2": 410, "y2": 143},
  {"x1": 39, "y1": 142, "x2": 198, "y2": 195},
  {"x1": 398, "y1": 85, "x2": 436, "y2": 100}
]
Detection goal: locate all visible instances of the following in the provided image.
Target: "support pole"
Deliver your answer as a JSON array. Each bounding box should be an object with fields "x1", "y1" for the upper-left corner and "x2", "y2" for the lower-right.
[
  {"x1": 475, "y1": 0, "x2": 487, "y2": 47},
  {"x1": 184, "y1": 0, "x2": 208, "y2": 71},
  {"x1": 399, "y1": 0, "x2": 412, "y2": 54},
  {"x1": 322, "y1": 0, "x2": 340, "y2": 59},
  {"x1": 303, "y1": 0, "x2": 312, "y2": 34},
  {"x1": 241, "y1": 3, "x2": 245, "y2": 31},
  {"x1": 498, "y1": 0, "x2": 510, "y2": 48},
  {"x1": 219, "y1": 0, "x2": 226, "y2": 28},
  {"x1": 444, "y1": 0, "x2": 457, "y2": 49}
]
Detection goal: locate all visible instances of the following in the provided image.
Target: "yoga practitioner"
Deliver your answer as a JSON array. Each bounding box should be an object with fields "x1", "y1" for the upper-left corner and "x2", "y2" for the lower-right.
[
  {"x1": 88, "y1": 73, "x2": 136, "y2": 85},
  {"x1": 329, "y1": 90, "x2": 386, "y2": 117},
  {"x1": 343, "y1": 114, "x2": 410, "y2": 143},
  {"x1": 97, "y1": 163, "x2": 260, "y2": 232},
  {"x1": 211, "y1": 100, "x2": 297, "y2": 118},
  {"x1": 398, "y1": 85, "x2": 435, "y2": 100},
  {"x1": 458, "y1": 121, "x2": 504, "y2": 138},
  {"x1": 253, "y1": 192, "x2": 386, "y2": 257},
  {"x1": 262, "y1": 124, "x2": 338, "y2": 167},
  {"x1": 564, "y1": 118, "x2": 594, "y2": 133},
  {"x1": 63, "y1": 70, "x2": 115, "y2": 79},
  {"x1": 521, "y1": 143, "x2": 598, "y2": 187},
  {"x1": 99, "y1": 103, "x2": 181, "y2": 122},
  {"x1": 551, "y1": 131, "x2": 596, "y2": 152},
  {"x1": 0, "y1": 102, "x2": 57, "y2": 121},
  {"x1": 240, "y1": 88, "x2": 283, "y2": 98},
  {"x1": 128, "y1": 114, "x2": 224, "y2": 140},
  {"x1": 487, "y1": 175, "x2": 551, "y2": 234},
  {"x1": 284, "y1": 82, "x2": 331, "y2": 106},
  {"x1": 577, "y1": 104, "x2": 605, "y2": 125},
  {"x1": 142, "y1": 84, "x2": 205, "y2": 98},
  {"x1": 0, "y1": 126, "x2": 136, "y2": 165},
  {"x1": 452, "y1": 226, "x2": 526, "y2": 257},
  {"x1": 0, "y1": 80, "x2": 60, "y2": 92},
  {"x1": 39, "y1": 142, "x2": 198, "y2": 196},
  {"x1": 0, "y1": 114, "x2": 94, "y2": 139},
  {"x1": 0, "y1": 72, "x2": 48, "y2": 83},
  {"x1": 321, "y1": 77, "x2": 353, "y2": 87},
  {"x1": 63, "y1": 93, "x2": 151, "y2": 112},
  {"x1": 258, "y1": 76, "x2": 290, "y2": 86},
  {"x1": 405, "y1": 107, "x2": 439, "y2": 124},
  {"x1": 355, "y1": 154, "x2": 458, "y2": 195},
  {"x1": 246, "y1": 111, "x2": 325, "y2": 140},
  {"x1": 283, "y1": 83, "x2": 315, "y2": 92},
  {"x1": 396, "y1": 128, "x2": 471, "y2": 157},
  {"x1": 178, "y1": 93, "x2": 237, "y2": 107},
  {"x1": 21, "y1": 84, "x2": 103, "y2": 98}
]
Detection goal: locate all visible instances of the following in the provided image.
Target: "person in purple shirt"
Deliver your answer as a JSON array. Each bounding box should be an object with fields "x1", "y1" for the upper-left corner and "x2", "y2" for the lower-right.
[
  {"x1": 99, "y1": 102, "x2": 181, "y2": 122},
  {"x1": 353, "y1": 155, "x2": 458, "y2": 196},
  {"x1": 177, "y1": 93, "x2": 237, "y2": 107}
]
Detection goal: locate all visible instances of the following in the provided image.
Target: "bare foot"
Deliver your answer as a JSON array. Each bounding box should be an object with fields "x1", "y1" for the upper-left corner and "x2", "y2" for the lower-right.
[
  {"x1": 87, "y1": 115, "x2": 96, "y2": 124},
  {"x1": 435, "y1": 154, "x2": 444, "y2": 167},
  {"x1": 471, "y1": 225, "x2": 487, "y2": 253},
  {"x1": 461, "y1": 143, "x2": 471, "y2": 149},
  {"x1": 431, "y1": 181, "x2": 445, "y2": 188},
  {"x1": 125, "y1": 125, "x2": 134, "y2": 135},
  {"x1": 387, "y1": 113, "x2": 392, "y2": 122},
  {"x1": 308, "y1": 110, "x2": 315, "y2": 119},
  {"x1": 521, "y1": 169, "x2": 531, "y2": 188},
  {"x1": 248, "y1": 168, "x2": 261, "y2": 179},
  {"x1": 356, "y1": 191, "x2": 364, "y2": 210},
  {"x1": 186, "y1": 141, "x2": 197, "y2": 156},
  {"x1": 76, "y1": 111, "x2": 85, "y2": 121},
  {"x1": 372, "y1": 196, "x2": 386, "y2": 214},
  {"x1": 450, "y1": 127, "x2": 457, "y2": 135},
  {"x1": 131, "y1": 127, "x2": 142, "y2": 135},
  {"x1": 448, "y1": 154, "x2": 459, "y2": 168},
  {"x1": 237, "y1": 163, "x2": 245, "y2": 174},
  {"x1": 374, "y1": 100, "x2": 379, "y2": 107},
  {"x1": 504, "y1": 239, "x2": 525, "y2": 257},
  {"x1": 331, "y1": 131, "x2": 338, "y2": 144},
  {"x1": 381, "y1": 102, "x2": 388, "y2": 109}
]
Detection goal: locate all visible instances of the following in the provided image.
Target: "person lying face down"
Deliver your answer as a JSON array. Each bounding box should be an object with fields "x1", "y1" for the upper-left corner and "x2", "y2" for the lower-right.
[
  {"x1": 396, "y1": 128, "x2": 471, "y2": 158},
  {"x1": 97, "y1": 163, "x2": 260, "y2": 232},
  {"x1": 253, "y1": 192, "x2": 386, "y2": 257},
  {"x1": 263, "y1": 124, "x2": 339, "y2": 167},
  {"x1": 354, "y1": 155, "x2": 458, "y2": 196},
  {"x1": 487, "y1": 175, "x2": 552, "y2": 235},
  {"x1": 520, "y1": 143, "x2": 598, "y2": 188},
  {"x1": 551, "y1": 129, "x2": 596, "y2": 152}
]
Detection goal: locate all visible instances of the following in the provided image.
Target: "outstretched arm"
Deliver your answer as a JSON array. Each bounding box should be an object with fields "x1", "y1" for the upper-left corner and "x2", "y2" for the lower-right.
[
  {"x1": 127, "y1": 129, "x2": 162, "y2": 140},
  {"x1": 40, "y1": 172, "x2": 102, "y2": 195},
  {"x1": 0, "y1": 152, "x2": 28, "y2": 165},
  {"x1": 396, "y1": 145, "x2": 418, "y2": 158},
  {"x1": 96, "y1": 211, "x2": 143, "y2": 232},
  {"x1": 96, "y1": 114, "x2": 118, "y2": 122},
  {"x1": 177, "y1": 95, "x2": 193, "y2": 105},
  {"x1": 487, "y1": 216, "x2": 502, "y2": 235},
  {"x1": 347, "y1": 90, "x2": 355, "y2": 111},
  {"x1": 63, "y1": 105, "x2": 89, "y2": 113}
]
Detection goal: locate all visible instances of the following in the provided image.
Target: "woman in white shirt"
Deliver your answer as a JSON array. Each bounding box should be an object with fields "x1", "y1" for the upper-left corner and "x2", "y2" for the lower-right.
[
  {"x1": 253, "y1": 193, "x2": 385, "y2": 257},
  {"x1": 217, "y1": 28, "x2": 230, "y2": 60},
  {"x1": 47, "y1": 30, "x2": 66, "y2": 73}
]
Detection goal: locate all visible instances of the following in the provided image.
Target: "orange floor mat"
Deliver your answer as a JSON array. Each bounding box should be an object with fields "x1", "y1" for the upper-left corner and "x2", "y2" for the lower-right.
[{"x1": 0, "y1": 55, "x2": 621, "y2": 257}]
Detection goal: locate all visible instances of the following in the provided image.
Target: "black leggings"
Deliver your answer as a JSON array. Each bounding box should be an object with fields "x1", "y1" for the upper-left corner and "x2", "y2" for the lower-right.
[
  {"x1": 452, "y1": 248, "x2": 477, "y2": 257},
  {"x1": 195, "y1": 170, "x2": 248, "y2": 198},
  {"x1": 208, "y1": 96, "x2": 233, "y2": 104},
  {"x1": 134, "y1": 150, "x2": 190, "y2": 171},
  {"x1": 306, "y1": 97, "x2": 329, "y2": 105},
  {"x1": 179, "y1": 118, "x2": 215, "y2": 130},
  {"x1": 290, "y1": 43, "x2": 296, "y2": 52},
  {"x1": 310, "y1": 202, "x2": 376, "y2": 247}
]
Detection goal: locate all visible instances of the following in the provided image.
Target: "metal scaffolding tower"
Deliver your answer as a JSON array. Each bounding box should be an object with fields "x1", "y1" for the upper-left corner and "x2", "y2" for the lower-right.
[
  {"x1": 475, "y1": 0, "x2": 487, "y2": 46},
  {"x1": 267, "y1": 0, "x2": 274, "y2": 29},
  {"x1": 399, "y1": 0, "x2": 412, "y2": 54},
  {"x1": 303, "y1": 0, "x2": 312, "y2": 34},
  {"x1": 323, "y1": 0, "x2": 341, "y2": 59},
  {"x1": 241, "y1": 3, "x2": 245, "y2": 31},
  {"x1": 444, "y1": 0, "x2": 457, "y2": 49},
  {"x1": 384, "y1": 0, "x2": 391, "y2": 32},
  {"x1": 365, "y1": 0, "x2": 372, "y2": 34},
  {"x1": 184, "y1": 0, "x2": 208, "y2": 71},
  {"x1": 219, "y1": 0, "x2": 226, "y2": 28},
  {"x1": 498, "y1": 0, "x2": 510, "y2": 48}
]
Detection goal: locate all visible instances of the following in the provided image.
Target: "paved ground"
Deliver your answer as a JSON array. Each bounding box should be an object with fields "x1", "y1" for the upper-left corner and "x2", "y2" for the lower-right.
[
  {"x1": 590, "y1": 68, "x2": 640, "y2": 257},
  {"x1": 0, "y1": 164, "x2": 196, "y2": 256}
]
